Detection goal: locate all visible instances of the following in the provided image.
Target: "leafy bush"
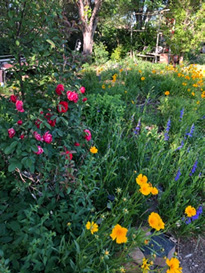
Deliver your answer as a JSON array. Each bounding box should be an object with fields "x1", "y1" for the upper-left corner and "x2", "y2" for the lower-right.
[{"x1": 93, "y1": 42, "x2": 109, "y2": 65}]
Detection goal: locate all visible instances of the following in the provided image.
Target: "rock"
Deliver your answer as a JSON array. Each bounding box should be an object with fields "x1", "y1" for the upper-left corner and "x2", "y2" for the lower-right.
[{"x1": 129, "y1": 247, "x2": 145, "y2": 264}]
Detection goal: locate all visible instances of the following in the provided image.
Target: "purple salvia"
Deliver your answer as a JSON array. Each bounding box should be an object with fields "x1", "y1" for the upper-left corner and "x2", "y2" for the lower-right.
[
  {"x1": 164, "y1": 118, "x2": 171, "y2": 141},
  {"x1": 189, "y1": 160, "x2": 198, "y2": 176},
  {"x1": 175, "y1": 140, "x2": 184, "y2": 151},
  {"x1": 186, "y1": 123, "x2": 195, "y2": 137},
  {"x1": 134, "y1": 119, "x2": 141, "y2": 135},
  {"x1": 179, "y1": 108, "x2": 184, "y2": 121},
  {"x1": 175, "y1": 168, "x2": 181, "y2": 181}
]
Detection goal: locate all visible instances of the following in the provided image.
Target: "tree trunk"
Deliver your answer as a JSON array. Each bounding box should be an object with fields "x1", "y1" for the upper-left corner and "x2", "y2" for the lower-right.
[{"x1": 83, "y1": 29, "x2": 93, "y2": 55}]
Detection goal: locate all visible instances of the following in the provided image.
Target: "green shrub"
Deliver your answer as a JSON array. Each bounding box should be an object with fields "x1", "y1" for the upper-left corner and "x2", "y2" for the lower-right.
[{"x1": 93, "y1": 42, "x2": 109, "y2": 65}]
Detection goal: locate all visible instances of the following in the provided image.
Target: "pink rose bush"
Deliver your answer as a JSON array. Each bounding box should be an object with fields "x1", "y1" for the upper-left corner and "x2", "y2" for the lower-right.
[
  {"x1": 67, "y1": 91, "x2": 79, "y2": 103},
  {"x1": 16, "y1": 100, "x2": 25, "y2": 112},
  {"x1": 43, "y1": 131, "x2": 52, "y2": 144},
  {"x1": 33, "y1": 131, "x2": 43, "y2": 141},
  {"x1": 34, "y1": 146, "x2": 44, "y2": 155},
  {"x1": 80, "y1": 86, "x2": 86, "y2": 94},
  {"x1": 84, "y1": 129, "x2": 92, "y2": 141},
  {"x1": 55, "y1": 84, "x2": 64, "y2": 95},
  {"x1": 17, "y1": 120, "x2": 23, "y2": 125},
  {"x1": 8, "y1": 128, "x2": 16, "y2": 138}
]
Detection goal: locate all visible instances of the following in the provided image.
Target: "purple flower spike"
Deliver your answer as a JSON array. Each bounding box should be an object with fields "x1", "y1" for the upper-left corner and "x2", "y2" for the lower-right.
[
  {"x1": 134, "y1": 119, "x2": 141, "y2": 135},
  {"x1": 179, "y1": 108, "x2": 184, "y2": 121},
  {"x1": 175, "y1": 169, "x2": 181, "y2": 181},
  {"x1": 189, "y1": 160, "x2": 198, "y2": 176},
  {"x1": 186, "y1": 124, "x2": 195, "y2": 137},
  {"x1": 164, "y1": 118, "x2": 171, "y2": 141}
]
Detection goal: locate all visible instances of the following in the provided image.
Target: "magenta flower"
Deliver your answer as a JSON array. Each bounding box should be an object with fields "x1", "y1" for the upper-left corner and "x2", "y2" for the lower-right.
[
  {"x1": 84, "y1": 129, "x2": 92, "y2": 141},
  {"x1": 17, "y1": 120, "x2": 23, "y2": 125},
  {"x1": 20, "y1": 134, "x2": 25, "y2": 139},
  {"x1": 80, "y1": 86, "x2": 86, "y2": 94},
  {"x1": 16, "y1": 100, "x2": 25, "y2": 112},
  {"x1": 33, "y1": 131, "x2": 43, "y2": 141},
  {"x1": 34, "y1": 146, "x2": 44, "y2": 155},
  {"x1": 8, "y1": 128, "x2": 16, "y2": 138},
  {"x1": 67, "y1": 91, "x2": 79, "y2": 103},
  {"x1": 43, "y1": 131, "x2": 52, "y2": 144},
  {"x1": 10, "y1": 95, "x2": 17, "y2": 103},
  {"x1": 82, "y1": 97, "x2": 88, "y2": 102}
]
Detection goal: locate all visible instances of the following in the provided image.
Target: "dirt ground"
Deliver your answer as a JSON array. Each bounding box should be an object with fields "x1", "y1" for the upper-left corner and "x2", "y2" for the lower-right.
[{"x1": 178, "y1": 236, "x2": 205, "y2": 273}]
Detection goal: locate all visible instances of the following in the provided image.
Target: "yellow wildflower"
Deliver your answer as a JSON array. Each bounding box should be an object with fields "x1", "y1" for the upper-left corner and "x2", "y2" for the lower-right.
[
  {"x1": 136, "y1": 174, "x2": 148, "y2": 185},
  {"x1": 151, "y1": 187, "x2": 158, "y2": 195},
  {"x1": 166, "y1": 257, "x2": 182, "y2": 273},
  {"x1": 164, "y1": 91, "x2": 170, "y2": 96},
  {"x1": 148, "y1": 212, "x2": 165, "y2": 231},
  {"x1": 86, "y1": 221, "x2": 98, "y2": 234},
  {"x1": 139, "y1": 183, "x2": 152, "y2": 196},
  {"x1": 141, "y1": 258, "x2": 150, "y2": 273},
  {"x1": 90, "y1": 146, "x2": 98, "y2": 154},
  {"x1": 185, "y1": 206, "x2": 196, "y2": 217},
  {"x1": 191, "y1": 92, "x2": 195, "y2": 96},
  {"x1": 110, "y1": 224, "x2": 128, "y2": 244},
  {"x1": 141, "y1": 77, "x2": 145, "y2": 81},
  {"x1": 102, "y1": 84, "x2": 106, "y2": 89}
]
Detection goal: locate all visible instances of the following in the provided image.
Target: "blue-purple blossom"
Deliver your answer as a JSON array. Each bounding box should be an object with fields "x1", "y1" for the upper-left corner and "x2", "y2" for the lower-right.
[
  {"x1": 179, "y1": 108, "x2": 184, "y2": 121},
  {"x1": 175, "y1": 140, "x2": 184, "y2": 151},
  {"x1": 186, "y1": 124, "x2": 195, "y2": 137},
  {"x1": 134, "y1": 119, "x2": 141, "y2": 135},
  {"x1": 164, "y1": 118, "x2": 171, "y2": 141},
  {"x1": 189, "y1": 160, "x2": 198, "y2": 176},
  {"x1": 175, "y1": 169, "x2": 181, "y2": 181}
]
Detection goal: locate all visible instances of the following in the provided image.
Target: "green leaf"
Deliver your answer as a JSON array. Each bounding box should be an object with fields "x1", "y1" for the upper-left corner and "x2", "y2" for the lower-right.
[{"x1": 46, "y1": 39, "x2": 55, "y2": 49}]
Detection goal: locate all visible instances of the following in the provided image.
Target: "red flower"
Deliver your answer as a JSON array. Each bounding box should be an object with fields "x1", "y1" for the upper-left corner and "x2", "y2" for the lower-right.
[
  {"x1": 45, "y1": 112, "x2": 56, "y2": 127},
  {"x1": 55, "y1": 84, "x2": 64, "y2": 95},
  {"x1": 16, "y1": 100, "x2": 25, "y2": 112},
  {"x1": 43, "y1": 131, "x2": 52, "y2": 144},
  {"x1": 10, "y1": 95, "x2": 17, "y2": 103},
  {"x1": 80, "y1": 86, "x2": 86, "y2": 94},
  {"x1": 74, "y1": 142, "x2": 80, "y2": 146},
  {"x1": 17, "y1": 120, "x2": 23, "y2": 125},
  {"x1": 57, "y1": 101, "x2": 68, "y2": 113},
  {"x1": 82, "y1": 97, "x2": 87, "y2": 102},
  {"x1": 8, "y1": 128, "x2": 15, "y2": 138},
  {"x1": 65, "y1": 150, "x2": 73, "y2": 160},
  {"x1": 84, "y1": 129, "x2": 92, "y2": 141},
  {"x1": 67, "y1": 91, "x2": 79, "y2": 103},
  {"x1": 35, "y1": 119, "x2": 42, "y2": 128},
  {"x1": 20, "y1": 134, "x2": 25, "y2": 139}
]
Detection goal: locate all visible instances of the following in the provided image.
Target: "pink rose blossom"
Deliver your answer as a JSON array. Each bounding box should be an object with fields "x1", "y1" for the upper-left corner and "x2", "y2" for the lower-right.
[
  {"x1": 10, "y1": 95, "x2": 17, "y2": 103},
  {"x1": 74, "y1": 142, "x2": 80, "y2": 146},
  {"x1": 55, "y1": 84, "x2": 64, "y2": 95},
  {"x1": 82, "y1": 97, "x2": 87, "y2": 102},
  {"x1": 8, "y1": 128, "x2": 16, "y2": 138},
  {"x1": 33, "y1": 131, "x2": 43, "y2": 141},
  {"x1": 80, "y1": 86, "x2": 86, "y2": 94},
  {"x1": 20, "y1": 134, "x2": 25, "y2": 139},
  {"x1": 84, "y1": 129, "x2": 92, "y2": 141},
  {"x1": 45, "y1": 113, "x2": 56, "y2": 127},
  {"x1": 66, "y1": 91, "x2": 79, "y2": 103},
  {"x1": 43, "y1": 131, "x2": 52, "y2": 144},
  {"x1": 17, "y1": 120, "x2": 23, "y2": 125},
  {"x1": 34, "y1": 146, "x2": 44, "y2": 155},
  {"x1": 16, "y1": 100, "x2": 25, "y2": 112}
]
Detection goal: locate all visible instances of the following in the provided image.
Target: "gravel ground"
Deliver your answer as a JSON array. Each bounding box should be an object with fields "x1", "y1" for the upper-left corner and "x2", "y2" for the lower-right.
[{"x1": 178, "y1": 236, "x2": 205, "y2": 273}]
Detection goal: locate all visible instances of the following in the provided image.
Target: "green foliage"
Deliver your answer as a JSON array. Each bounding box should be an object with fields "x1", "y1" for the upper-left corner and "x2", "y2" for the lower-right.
[
  {"x1": 111, "y1": 45, "x2": 124, "y2": 61},
  {"x1": 93, "y1": 42, "x2": 109, "y2": 65}
]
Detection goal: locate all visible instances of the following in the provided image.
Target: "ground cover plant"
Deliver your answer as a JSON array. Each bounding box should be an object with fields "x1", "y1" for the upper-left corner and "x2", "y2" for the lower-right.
[{"x1": 0, "y1": 58, "x2": 204, "y2": 273}]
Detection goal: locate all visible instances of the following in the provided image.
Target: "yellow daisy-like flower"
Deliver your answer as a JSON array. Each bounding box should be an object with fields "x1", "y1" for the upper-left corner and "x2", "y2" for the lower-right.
[
  {"x1": 86, "y1": 221, "x2": 98, "y2": 234},
  {"x1": 141, "y1": 77, "x2": 145, "y2": 81},
  {"x1": 119, "y1": 68, "x2": 123, "y2": 73},
  {"x1": 182, "y1": 82, "x2": 187, "y2": 86},
  {"x1": 119, "y1": 266, "x2": 126, "y2": 273},
  {"x1": 124, "y1": 90, "x2": 127, "y2": 93},
  {"x1": 102, "y1": 84, "x2": 106, "y2": 89},
  {"x1": 110, "y1": 224, "x2": 128, "y2": 244},
  {"x1": 152, "y1": 70, "x2": 156, "y2": 74},
  {"x1": 151, "y1": 187, "x2": 158, "y2": 195},
  {"x1": 191, "y1": 92, "x2": 195, "y2": 96},
  {"x1": 164, "y1": 91, "x2": 170, "y2": 96},
  {"x1": 90, "y1": 146, "x2": 98, "y2": 154},
  {"x1": 138, "y1": 69, "x2": 142, "y2": 73},
  {"x1": 141, "y1": 258, "x2": 150, "y2": 273},
  {"x1": 136, "y1": 174, "x2": 148, "y2": 185},
  {"x1": 196, "y1": 101, "x2": 200, "y2": 105},
  {"x1": 148, "y1": 212, "x2": 165, "y2": 231},
  {"x1": 139, "y1": 183, "x2": 151, "y2": 196},
  {"x1": 201, "y1": 91, "x2": 205, "y2": 98},
  {"x1": 185, "y1": 75, "x2": 190, "y2": 80},
  {"x1": 166, "y1": 257, "x2": 182, "y2": 273},
  {"x1": 178, "y1": 73, "x2": 181, "y2": 77},
  {"x1": 185, "y1": 206, "x2": 196, "y2": 217},
  {"x1": 187, "y1": 88, "x2": 191, "y2": 92}
]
